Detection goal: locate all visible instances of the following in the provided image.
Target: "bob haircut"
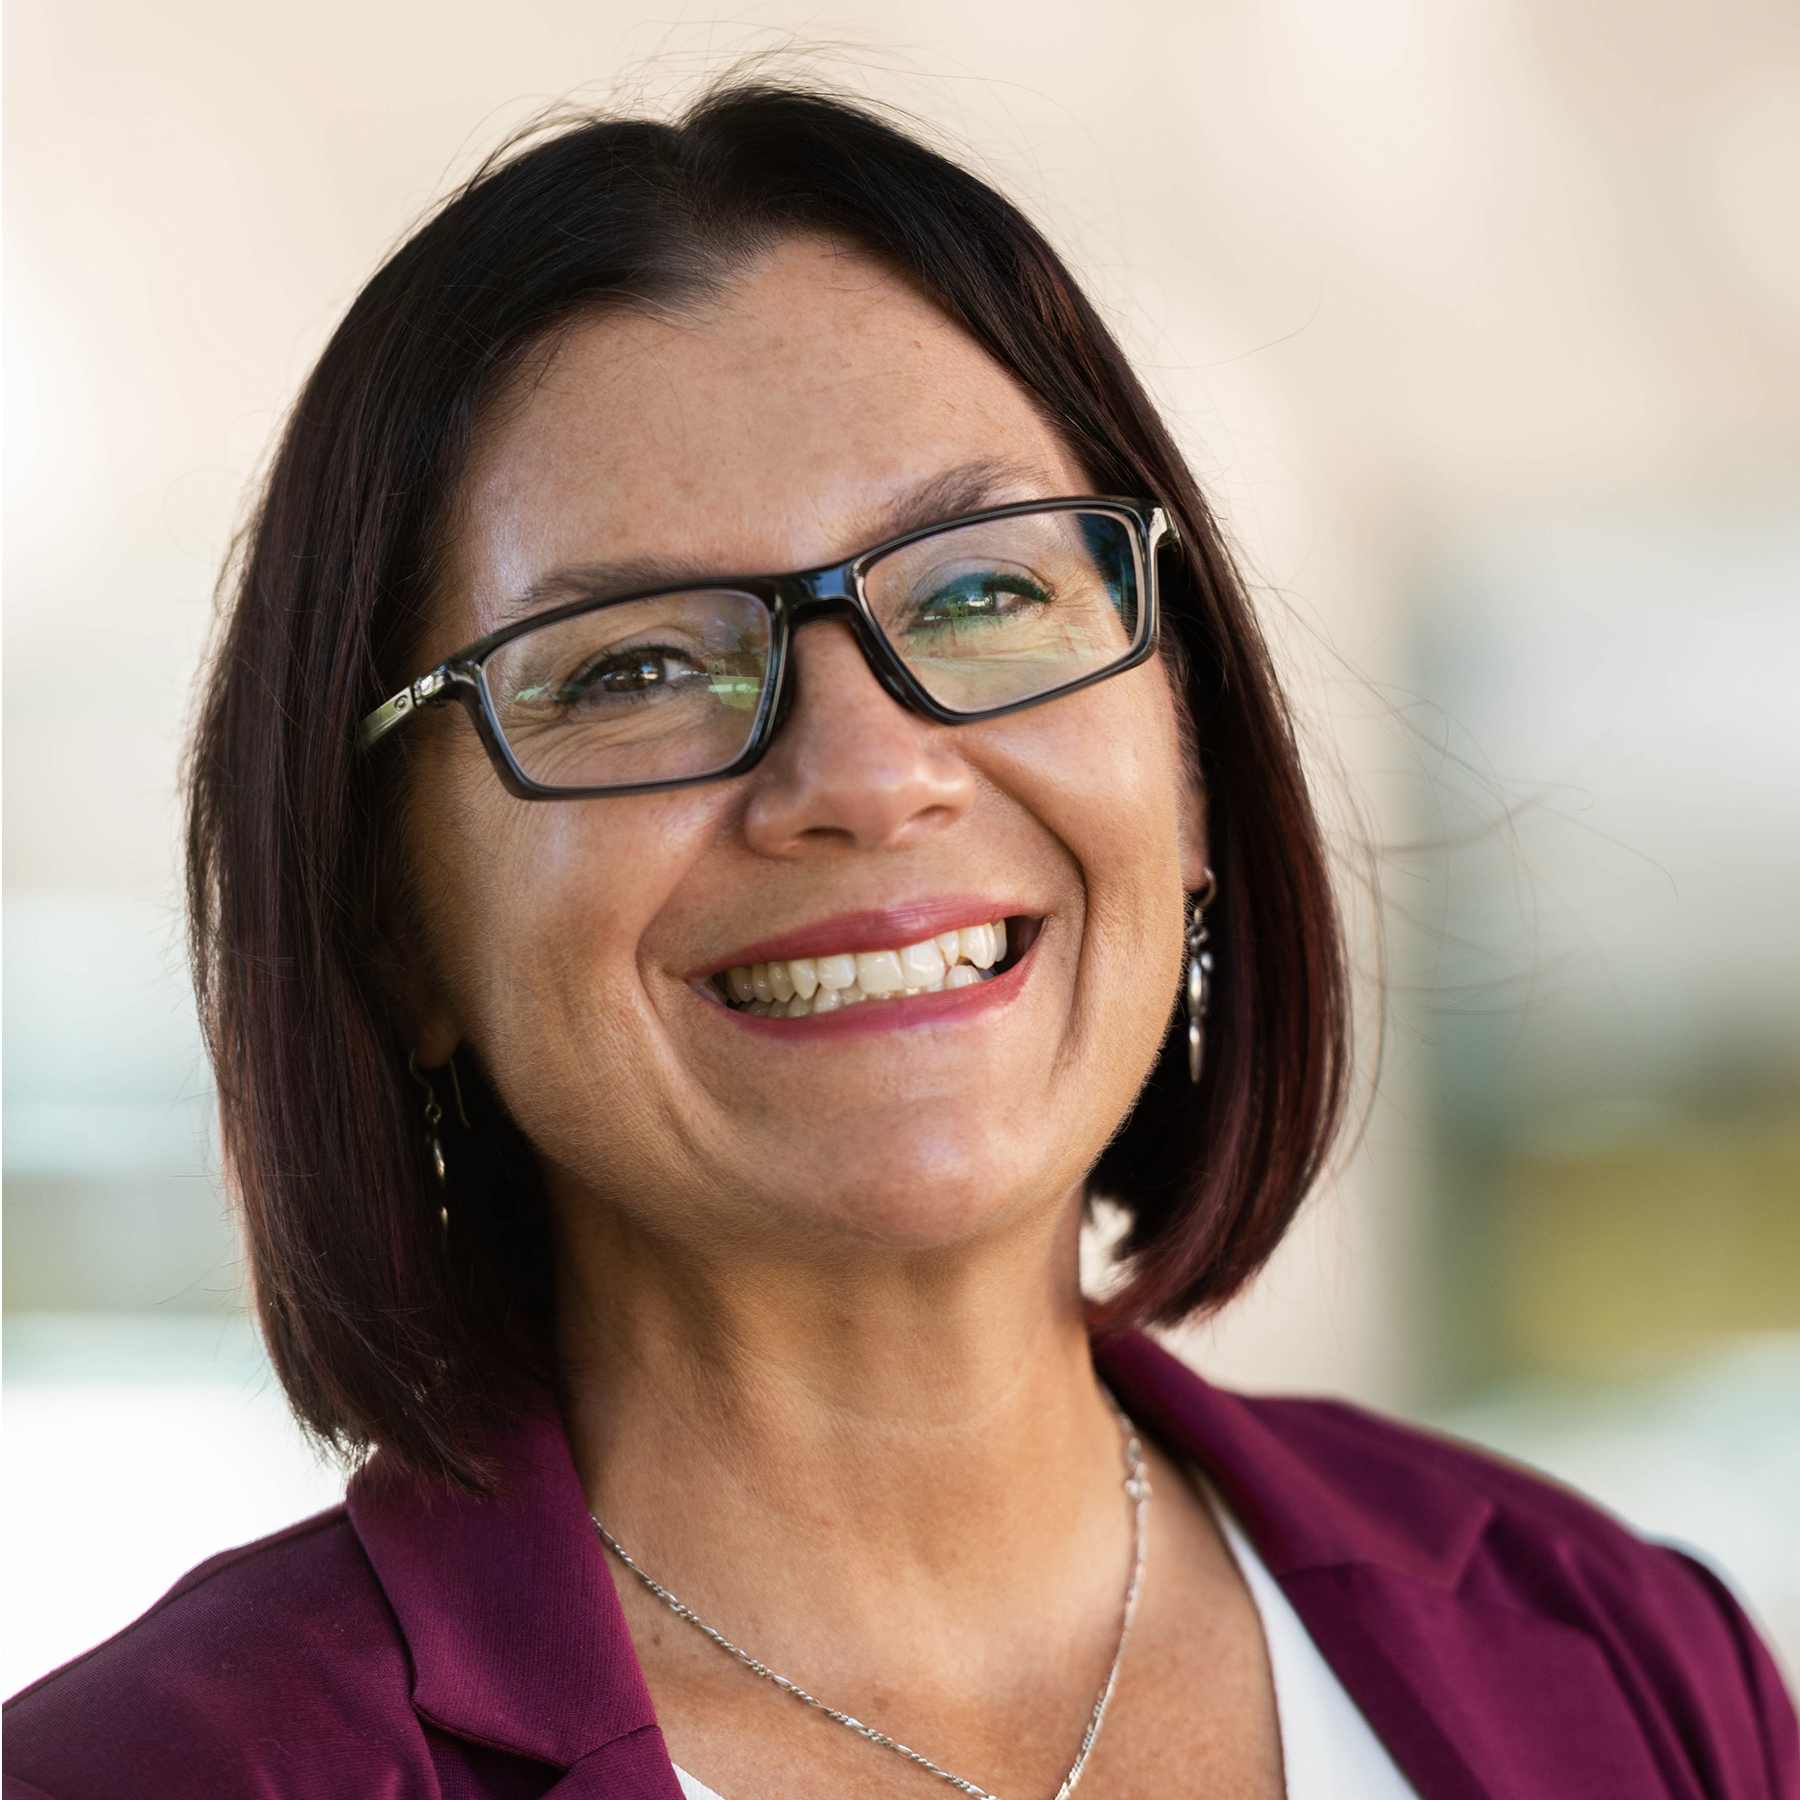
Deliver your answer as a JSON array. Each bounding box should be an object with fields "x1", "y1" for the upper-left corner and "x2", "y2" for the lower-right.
[{"x1": 188, "y1": 81, "x2": 1348, "y2": 1488}]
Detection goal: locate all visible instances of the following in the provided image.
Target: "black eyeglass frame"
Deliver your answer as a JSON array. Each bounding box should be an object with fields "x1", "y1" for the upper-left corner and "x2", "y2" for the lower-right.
[{"x1": 360, "y1": 495, "x2": 1174, "y2": 800}]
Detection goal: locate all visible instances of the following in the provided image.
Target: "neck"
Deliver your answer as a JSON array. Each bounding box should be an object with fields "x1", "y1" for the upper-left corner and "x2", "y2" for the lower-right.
[{"x1": 555, "y1": 1182, "x2": 1128, "y2": 1650}]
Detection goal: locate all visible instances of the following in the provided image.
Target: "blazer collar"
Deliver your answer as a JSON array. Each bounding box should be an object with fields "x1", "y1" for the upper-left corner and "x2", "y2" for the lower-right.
[
  {"x1": 1094, "y1": 1331, "x2": 1494, "y2": 1590},
  {"x1": 347, "y1": 1397, "x2": 665, "y2": 1774}
]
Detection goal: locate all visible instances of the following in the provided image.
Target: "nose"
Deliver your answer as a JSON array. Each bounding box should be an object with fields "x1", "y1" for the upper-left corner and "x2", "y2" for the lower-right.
[{"x1": 741, "y1": 621, "x2": 977, "y2": 857}]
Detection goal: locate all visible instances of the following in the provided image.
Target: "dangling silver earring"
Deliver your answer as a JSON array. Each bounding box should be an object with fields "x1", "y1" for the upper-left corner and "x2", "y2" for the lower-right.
[
  {"x1": 407, "y1": 1051, "x2": 471, "y2": 1188},
  {"x1": 1185, "y1": 870, "x2": 1216, "y2": 1086},
  {"x1": 408, "y1": 1053, "x2": 469, "y2": 1239},
  {"x1": 408, "y1": 1052, "x2": 448, "y2": 1187}
]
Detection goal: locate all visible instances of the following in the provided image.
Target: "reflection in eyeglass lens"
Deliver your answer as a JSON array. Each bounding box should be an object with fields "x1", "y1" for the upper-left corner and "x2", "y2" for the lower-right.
[
  {"x1": 483, "y1": 590, "x2": 773, "y2": 787},
  {"x1": 867, "y1": 511, "x2": 1138, "y2": 713}
]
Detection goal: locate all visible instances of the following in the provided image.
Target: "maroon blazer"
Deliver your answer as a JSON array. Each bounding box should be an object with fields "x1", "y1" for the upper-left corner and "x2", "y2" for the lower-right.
[{"x1": 6, "y1": 1331, "x2": 1795, "y2": 1799}]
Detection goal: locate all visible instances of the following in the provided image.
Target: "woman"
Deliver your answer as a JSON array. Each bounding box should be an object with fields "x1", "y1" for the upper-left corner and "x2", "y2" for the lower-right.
[{"x1": 5, "y1": 83, "x2": 1792, "y2": 1800}]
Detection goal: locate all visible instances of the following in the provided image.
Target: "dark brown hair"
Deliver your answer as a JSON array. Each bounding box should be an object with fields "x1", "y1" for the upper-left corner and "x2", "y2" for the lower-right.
[{"x1": 188, "y1": 81, "x2": 1348, "y2": 1486}]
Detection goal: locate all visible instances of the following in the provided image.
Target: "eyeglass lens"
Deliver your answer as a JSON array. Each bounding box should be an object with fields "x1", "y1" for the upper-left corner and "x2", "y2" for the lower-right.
[{"x1": 478, "y1": 508, "x2": 1141, "y2": 792}]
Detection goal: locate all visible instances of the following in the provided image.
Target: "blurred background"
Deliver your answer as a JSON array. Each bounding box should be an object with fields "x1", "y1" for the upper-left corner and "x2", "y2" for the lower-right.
[{"x1": 6, "y1": 0, "x2": 1797, "y2": 1694}]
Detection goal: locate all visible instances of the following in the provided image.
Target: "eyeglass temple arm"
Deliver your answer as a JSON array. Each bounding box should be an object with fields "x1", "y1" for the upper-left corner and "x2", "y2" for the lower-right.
[{"x1": 360, "y1": 666, "x2": 454, "y2": 748}]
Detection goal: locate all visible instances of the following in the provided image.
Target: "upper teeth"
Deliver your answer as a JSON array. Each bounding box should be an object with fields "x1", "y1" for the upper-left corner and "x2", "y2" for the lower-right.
[{"x1": 720, "y1": 921, "x2": 1009, "y2": 1018}]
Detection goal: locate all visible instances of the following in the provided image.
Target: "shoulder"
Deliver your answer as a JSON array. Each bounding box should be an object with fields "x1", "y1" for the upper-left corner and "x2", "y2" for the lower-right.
[
  {"x1": 3, "y1": 1506, "x2": 433, "y2": 1800},
  {"x1": 1238, "y1": 1385, "x2": 1660, "y2": 1547},
  {"x1": 1238, "y1": 1386, "x2": 1731, "y2": 1597}
]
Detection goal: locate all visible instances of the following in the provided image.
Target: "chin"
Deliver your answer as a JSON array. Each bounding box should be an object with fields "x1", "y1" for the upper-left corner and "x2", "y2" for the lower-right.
[{"x1": 769, "y1": 1142, "x2": 1054, "y2": 1253}]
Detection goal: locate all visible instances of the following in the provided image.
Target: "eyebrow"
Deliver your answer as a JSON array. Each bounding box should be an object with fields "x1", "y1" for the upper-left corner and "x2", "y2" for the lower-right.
[{"x1": 488, "y1": 455, "x2": 1059, "y2": 625}]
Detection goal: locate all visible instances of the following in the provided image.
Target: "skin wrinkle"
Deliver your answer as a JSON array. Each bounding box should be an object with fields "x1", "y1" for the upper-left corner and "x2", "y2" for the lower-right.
[{"x1": 397, "y1": 236, "x2": 1279, "y2": 1800}]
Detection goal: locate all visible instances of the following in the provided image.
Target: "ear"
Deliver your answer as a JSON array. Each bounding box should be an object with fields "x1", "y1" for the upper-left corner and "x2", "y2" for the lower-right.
[
  {"x1": 399, "y1": 996, "x2": 462, "y2": 1071},
  {"x1": 1175, "y1": 751, "x2": 1210, "y2": 894},
  {"x1": 373, "y1": 910, "x2": 463, "y2": 1070}
]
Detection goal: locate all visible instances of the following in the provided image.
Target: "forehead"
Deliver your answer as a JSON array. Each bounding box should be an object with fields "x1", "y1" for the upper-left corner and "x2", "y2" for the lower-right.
[{"x1": 447, "y1": 237, "x2": 1085, "y2": 623}]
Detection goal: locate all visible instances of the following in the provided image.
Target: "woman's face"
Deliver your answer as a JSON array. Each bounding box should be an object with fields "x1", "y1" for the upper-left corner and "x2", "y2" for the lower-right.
[{"x1": 403, "y1": 238, "x2": 1206, "y2": 1268}]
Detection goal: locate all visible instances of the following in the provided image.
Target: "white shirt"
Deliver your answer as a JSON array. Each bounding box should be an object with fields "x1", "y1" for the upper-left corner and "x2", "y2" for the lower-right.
[
  {"x1": 671, "y1": 1487, "x2": 1418, "y2": 1799},
  {"x1": 1208, "y1": 1492, "x2": 1420, "y2": 1797}
]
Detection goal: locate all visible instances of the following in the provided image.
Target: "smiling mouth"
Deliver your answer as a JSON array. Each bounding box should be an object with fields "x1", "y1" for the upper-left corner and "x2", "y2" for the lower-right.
[{"x1": 714, "y1": 917, "x2": 1034, "y2": 1018}]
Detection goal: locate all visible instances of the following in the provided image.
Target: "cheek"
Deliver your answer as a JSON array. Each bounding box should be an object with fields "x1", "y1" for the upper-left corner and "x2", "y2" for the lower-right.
[
  {"x1": 408, "y1": 766, "x2": 718, "y2": 1082},
  {"x1": 985, "y1": 670, "x2": 1189, "y2": 893},
  {"x1": 977, "y1": 670, "x2": 1192, "y2": 1048}
]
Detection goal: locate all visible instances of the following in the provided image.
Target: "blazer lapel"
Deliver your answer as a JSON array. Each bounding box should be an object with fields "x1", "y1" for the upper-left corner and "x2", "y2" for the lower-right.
[
  {"x1": 347, "y1": 1400, "x2": 683, "y2": 1797},
  {"x1": 1095, "y1": 1332, "x2": 1682, "y2": 1800}
]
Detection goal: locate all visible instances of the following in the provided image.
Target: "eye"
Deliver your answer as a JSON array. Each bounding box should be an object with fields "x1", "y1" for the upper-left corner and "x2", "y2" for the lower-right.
[
  {"x1": 513, "y1": 646, "x2": 704, "y2": 708},
  {"x1": 575, "y1": 649, "x2": 691, "y2": 697},
  {"x1": 911, "y1": 570, "x2": 1052, "y2": 626}
]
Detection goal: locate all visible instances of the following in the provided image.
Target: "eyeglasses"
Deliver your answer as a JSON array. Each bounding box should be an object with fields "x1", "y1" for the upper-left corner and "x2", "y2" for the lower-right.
[{"x1": 361, "y1": 496, "x2": 1172, "y2": 798}]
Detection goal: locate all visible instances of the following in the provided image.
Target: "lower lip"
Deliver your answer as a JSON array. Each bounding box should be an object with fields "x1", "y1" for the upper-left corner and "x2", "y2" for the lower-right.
[{"x1": 709, "y1": 937, "x2": 1036, "y2": 1040}]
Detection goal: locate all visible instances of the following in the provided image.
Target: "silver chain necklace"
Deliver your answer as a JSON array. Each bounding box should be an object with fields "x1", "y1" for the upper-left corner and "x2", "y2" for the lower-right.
[{"x1": 591, "y1": 1398, "x2": 1150, "y2": 1800}]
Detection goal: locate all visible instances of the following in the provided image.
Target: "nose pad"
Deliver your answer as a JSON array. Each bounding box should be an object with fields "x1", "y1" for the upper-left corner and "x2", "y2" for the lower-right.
[
  {"x1": 766, "y1": 654, "x2": 799, "y2": 744},
  {"x1": 768, "y1": 605, "x2": 917, "y2": 749}
]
